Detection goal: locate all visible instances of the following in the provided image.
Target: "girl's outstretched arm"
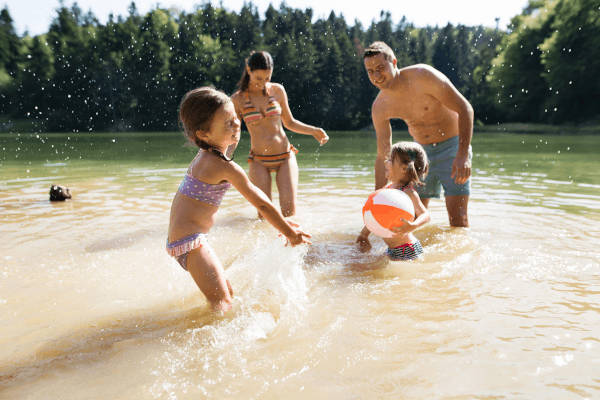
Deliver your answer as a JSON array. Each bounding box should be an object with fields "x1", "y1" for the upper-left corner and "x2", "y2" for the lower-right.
[
  {"x1": 223, "y1": 161, "x2": 311, "y2": 246},
  {"x1": 272, "y1": 83, "x2": 329, "y2": 145}
]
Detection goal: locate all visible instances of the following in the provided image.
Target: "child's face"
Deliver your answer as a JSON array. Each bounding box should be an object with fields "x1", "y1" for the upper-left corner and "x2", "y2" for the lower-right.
[
  {"x1": 247, "y1": 68, "x2": 272, "y2": 91},
  {"x1": 198, "y1": 101, "x2": 241, "y2": 150},
  {"x1": 385, "y1": 156, "x2": 409, "y2": 183}
]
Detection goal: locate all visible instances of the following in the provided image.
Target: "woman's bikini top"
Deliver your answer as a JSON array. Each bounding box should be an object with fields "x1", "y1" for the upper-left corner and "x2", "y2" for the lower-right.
[
  {"x1": 241, "y1": 88, "x2": 282, "y2": 125},
  {"x1": 178, "y1": 174, "x2": 231, "y2": 207}
]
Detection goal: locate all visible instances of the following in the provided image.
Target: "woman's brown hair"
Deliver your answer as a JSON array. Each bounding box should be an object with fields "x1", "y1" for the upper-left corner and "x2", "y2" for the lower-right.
[{"x1": 236, "y1": 51, "x2": 274, "y2": 93}]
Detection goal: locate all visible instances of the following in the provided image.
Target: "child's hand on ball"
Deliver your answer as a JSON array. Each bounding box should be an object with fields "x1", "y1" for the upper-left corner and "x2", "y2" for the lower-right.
[{"x1": 391, "y1": 218, "x2": 416, "y2": 235}]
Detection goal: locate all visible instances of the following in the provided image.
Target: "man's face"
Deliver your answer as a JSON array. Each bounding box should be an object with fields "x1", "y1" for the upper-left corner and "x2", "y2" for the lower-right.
[{"x1": 364, "y1": 53, "x2": 397, "y2": 90}]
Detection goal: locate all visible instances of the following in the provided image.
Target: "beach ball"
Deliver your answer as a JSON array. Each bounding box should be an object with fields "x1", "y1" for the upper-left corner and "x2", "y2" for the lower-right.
[{"x1": 362, "y1": 188, "x2": 415, "y2": 238}]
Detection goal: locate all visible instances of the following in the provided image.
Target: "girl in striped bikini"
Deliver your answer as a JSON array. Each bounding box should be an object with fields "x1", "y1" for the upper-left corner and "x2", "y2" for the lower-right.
[
  {"x1": 356, "y1": 142, "x2": 431, "y2": 261},
  {"x1": 167, "y1": 87, "x2": 311, "y2": 313},
  {"x1": 231, "y1": 51, "x2": 329, "y2": 217}
]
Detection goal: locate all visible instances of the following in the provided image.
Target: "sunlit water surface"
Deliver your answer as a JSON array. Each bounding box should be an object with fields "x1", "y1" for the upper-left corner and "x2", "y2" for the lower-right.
[{"x1": 1, "y1": 132, "x2": 599, "y2": 399}]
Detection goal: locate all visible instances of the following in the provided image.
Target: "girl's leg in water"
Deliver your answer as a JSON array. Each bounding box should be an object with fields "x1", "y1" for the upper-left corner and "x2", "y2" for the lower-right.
[
  {"x1": 186, "y1": 244, "x2": 233, "y2": 312},
  {"x1": 275, "y1": 152, "x2": 298, "y2": 217}
]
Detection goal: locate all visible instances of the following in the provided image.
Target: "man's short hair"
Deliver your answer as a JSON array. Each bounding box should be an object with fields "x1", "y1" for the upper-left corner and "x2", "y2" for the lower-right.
[{"x1": 363, "y1": 41, "x2": 396, "y2": 62}]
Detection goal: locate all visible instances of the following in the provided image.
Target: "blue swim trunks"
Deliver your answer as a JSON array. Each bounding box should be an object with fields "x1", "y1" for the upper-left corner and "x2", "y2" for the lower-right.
[
  {"x1": 417, "y1": 136, "x2": 472, "y2": 198},
  {"x1": 386, "y1": 240, "x2": 424, "y2": 261}
]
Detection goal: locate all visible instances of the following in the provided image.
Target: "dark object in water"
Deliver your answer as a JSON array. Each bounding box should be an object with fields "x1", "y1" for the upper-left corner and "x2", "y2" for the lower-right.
[{"x1": 49, "y1": 185, "x2": 72, "y2": 201}]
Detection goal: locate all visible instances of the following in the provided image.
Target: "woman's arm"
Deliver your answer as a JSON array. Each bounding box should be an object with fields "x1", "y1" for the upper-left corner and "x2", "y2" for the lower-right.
[{"x1": 273, "y1": 84, "x2": 329, "y2": 145}]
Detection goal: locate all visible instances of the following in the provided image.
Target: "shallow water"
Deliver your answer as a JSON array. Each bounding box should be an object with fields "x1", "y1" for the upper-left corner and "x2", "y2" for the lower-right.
[{"x1": 1, "y1": 131, "x2": 599, "y2": 399}]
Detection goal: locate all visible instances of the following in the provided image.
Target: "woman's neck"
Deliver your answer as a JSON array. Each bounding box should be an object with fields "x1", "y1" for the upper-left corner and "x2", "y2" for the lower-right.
[{"x1": 247, "y1": 85, "x2": 267, "y2": 96}]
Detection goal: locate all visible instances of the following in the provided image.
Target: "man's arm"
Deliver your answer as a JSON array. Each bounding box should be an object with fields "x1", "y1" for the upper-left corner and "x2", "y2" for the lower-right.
[
  {"x1": 372, "y1": 103, "x2": 392, "y2": 189},
  {"x1": 422, "y1": 67, "x2": 474, "y2": 184}
]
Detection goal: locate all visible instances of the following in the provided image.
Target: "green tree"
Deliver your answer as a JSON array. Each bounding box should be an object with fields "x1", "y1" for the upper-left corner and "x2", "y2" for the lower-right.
[
  {"x1": 234, "y1": 3, "x2": 262, "y2": 56},
  {"x1": 540, "y1": 0, "x2": 600, "y2": 122},
  {"x1": 432, "y1": 24, "x2": 460, "y2": 88},
  {"x1": 392, "y1": 16, "x2": 414, "y2": 66},
  {"x1": 46, "y1": 3, "x2": 96, "y2": 131},
  {"x1": 0, "y1": 8, "x2": 20, "y2": 75},
  {"x1": 0, "y1": 7, "x2": 22, "y2": 115},
  {"x1": 133, "y1": 9, "x2": 177, "y2": 129},
  {"x1": 16, "y1": 1, "x2": 596, "y2": 131},
  {"x1": 469, "y1": 26, "x2": 504, "y2": 123},
  {"x1": 172, "y1": 13, "x2": 231, "y2": 98},
  {"x1": 19, "y1": 36, "x2": 55, "y2": 129},
  {"x1": 487, "y1": 1, "x2": 556, "y2": 122}
]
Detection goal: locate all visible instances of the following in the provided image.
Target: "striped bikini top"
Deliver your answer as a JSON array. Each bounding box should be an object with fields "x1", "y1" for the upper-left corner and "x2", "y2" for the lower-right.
[
  {"x1": 241, "y1": 89, "x2": 282, "y2": 125},
  {"x1": 178, "y1": 174, "x2": 231, "y2": 207}
]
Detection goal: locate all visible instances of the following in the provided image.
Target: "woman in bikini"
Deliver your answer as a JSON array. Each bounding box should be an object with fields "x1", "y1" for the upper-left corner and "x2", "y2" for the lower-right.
[{"x1": 231, "y1": 51, "x2": 329, "y2": 217}]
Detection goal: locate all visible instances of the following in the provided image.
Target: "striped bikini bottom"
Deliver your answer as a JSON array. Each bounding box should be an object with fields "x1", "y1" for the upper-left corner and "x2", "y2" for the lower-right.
[
  {"x1": 386, "y1": 240, "x2": 424, "y2": 261},
  {"x1": 248, "y1": 145, "x2": 298, "y2": 171}
]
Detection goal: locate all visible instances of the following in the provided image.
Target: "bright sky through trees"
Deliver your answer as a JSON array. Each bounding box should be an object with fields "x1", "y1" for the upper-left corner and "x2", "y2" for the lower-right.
[{"x1": 4, "y1": 0, "x2": 529, "y2": 36}]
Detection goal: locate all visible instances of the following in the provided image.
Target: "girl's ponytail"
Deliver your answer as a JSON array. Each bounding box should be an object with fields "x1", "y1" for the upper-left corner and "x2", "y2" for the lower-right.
[{"x1": 390, "y1": 142, "x2": 429, "y2": 187}]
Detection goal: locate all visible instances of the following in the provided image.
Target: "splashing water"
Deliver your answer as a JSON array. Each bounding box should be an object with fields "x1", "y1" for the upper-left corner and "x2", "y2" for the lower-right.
[{"x1": 1, "y1": 132, "x2": 599, "y2": 399}]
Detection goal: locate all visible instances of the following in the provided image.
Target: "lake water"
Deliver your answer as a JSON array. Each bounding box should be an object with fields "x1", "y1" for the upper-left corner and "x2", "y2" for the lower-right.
[{"x1": 1, "y1": 131, "x2": 599, "y2": 399}]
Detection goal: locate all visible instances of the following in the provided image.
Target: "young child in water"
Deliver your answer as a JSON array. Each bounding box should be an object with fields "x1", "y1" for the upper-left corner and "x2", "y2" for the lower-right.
[
  {"x1": 167, "y1": 87, "x2": 311, "y2": 313},
  {"x1": 356, "y1": 141, "x2": 430, "y2": 261}
]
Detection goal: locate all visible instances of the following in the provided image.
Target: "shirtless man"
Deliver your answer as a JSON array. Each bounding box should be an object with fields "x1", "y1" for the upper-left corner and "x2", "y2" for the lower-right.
[{"x1": 362, "y1": 41, "x2": 473, "y2": 227}]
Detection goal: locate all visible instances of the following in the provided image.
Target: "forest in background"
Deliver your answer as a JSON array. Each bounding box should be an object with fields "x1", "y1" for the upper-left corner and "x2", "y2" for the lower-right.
[{"x1": 0, "y1": 0, "x2": 597, "y2": 132}]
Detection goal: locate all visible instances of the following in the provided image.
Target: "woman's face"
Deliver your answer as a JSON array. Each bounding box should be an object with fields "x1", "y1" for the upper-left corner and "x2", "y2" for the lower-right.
[{"x1": 247, "y1": 67, "x2": 272, "y2": 91}]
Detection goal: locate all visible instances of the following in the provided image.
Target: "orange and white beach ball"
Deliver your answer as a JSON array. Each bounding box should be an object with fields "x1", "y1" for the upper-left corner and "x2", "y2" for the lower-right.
[{"x1": 362, "y1": 188, "x2": 415, "y2": 238}]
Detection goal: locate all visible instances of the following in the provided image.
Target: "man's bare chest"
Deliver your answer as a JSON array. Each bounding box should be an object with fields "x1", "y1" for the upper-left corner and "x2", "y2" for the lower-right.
[{"x1": 385, "y1": 92, "x2": 442, "y2": 122}]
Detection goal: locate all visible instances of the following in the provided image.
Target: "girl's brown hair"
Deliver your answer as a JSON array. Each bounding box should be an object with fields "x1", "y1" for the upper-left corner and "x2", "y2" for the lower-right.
[
  {"x1": 236, "y1": 51, "x2": 274, "y2": 93},
  {"x1": 390, "y1": 141, "x2": 429, "y2": 187},
  {"x1": 178, "y1": 86, "x2": 230, "y2": 149}
]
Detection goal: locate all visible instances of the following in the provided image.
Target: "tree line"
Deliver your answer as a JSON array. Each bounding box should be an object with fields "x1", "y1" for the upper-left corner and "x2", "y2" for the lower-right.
[{"x1": 0, "y1": 0, "x2": 597, "y2": 133}]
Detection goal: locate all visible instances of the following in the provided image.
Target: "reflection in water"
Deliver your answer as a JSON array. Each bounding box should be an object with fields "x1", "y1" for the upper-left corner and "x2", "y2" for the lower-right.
[{"x1": 1, "y1": 133, "x2": 599, "y2": 399}]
